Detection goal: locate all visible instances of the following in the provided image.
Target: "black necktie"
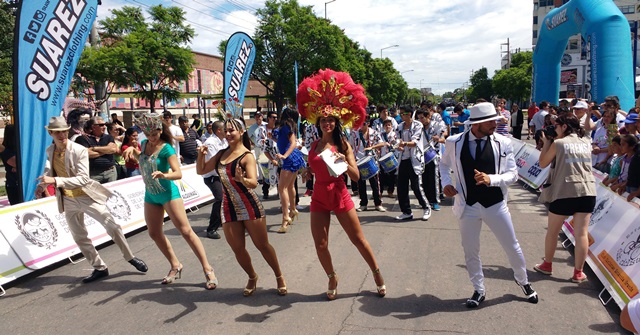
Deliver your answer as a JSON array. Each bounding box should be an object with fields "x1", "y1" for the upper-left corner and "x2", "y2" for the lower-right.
[{"x1": 475, "y1": 139, "x2": 483, "y2": 160}]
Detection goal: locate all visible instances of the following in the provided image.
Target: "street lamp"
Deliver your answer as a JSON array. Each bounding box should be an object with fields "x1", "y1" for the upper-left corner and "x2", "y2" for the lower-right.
[
  {"x1": 380, "y1": 44, "x2": 399, "y2": 58},
  {"x1": 400, "y1": 70, "x2": 414, "y2": 75},
  {"x1": 325, "y1": 0, "x2": 336, "y2": 20}
]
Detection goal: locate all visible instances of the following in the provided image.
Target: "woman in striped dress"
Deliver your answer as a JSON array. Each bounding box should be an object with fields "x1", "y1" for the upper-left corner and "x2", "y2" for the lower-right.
[{"x1": 197, "y1": 118, "x2": 287, "y2": 296}]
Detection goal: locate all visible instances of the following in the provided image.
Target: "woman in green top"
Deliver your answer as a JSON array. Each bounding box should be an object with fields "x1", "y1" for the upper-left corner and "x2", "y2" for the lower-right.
[{"x1": 124, "y1": 113, "x2": 218, "y2": 290}]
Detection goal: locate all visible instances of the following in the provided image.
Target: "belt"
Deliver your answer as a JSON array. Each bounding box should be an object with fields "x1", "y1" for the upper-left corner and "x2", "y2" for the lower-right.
[{"x1": 62, "y1": 188, "x2": 86, "y2": 198}]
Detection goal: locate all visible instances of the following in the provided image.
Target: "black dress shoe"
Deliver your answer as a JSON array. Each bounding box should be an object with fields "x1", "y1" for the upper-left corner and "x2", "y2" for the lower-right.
[
  {"x1": 517, "y1": 282, "x2": 539, "y2": 304},
  {"x1": 82, "y1": 269, "x2": 109, "y2": 283},
  {"x1": 206, "y1": 230, "x2": 221, "y2": 239},
  {"x1": 129, "y1": 257, "x2": 148, "y2": 272},
  {"x1": 466, "y1": 291, "x2": 485, "y2": 308}
]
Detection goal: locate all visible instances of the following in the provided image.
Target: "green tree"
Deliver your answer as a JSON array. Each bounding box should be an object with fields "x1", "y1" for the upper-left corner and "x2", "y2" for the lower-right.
[
  {"x1": 467, "y1": 67, "x2": 493, "y2": 102},
  {"x1": 492, "y1": 51, "x2": 533, "y2": 103},
  {"x1": 0, "y1": 1, "x2": 15, "y2": 118},
  {"x1": 365, "y1": 58, "x2": 407, "y2": 106},
  {"x1": 250, "y1": 0, "x2": 368, "y2": 112},
  {"x1": 75, "y1": 5, "x2": 195, "y2": 113}
]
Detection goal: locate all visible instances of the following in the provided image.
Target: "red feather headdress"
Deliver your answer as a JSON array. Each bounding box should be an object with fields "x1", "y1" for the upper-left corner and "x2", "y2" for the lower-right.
[{"x1": 296, "y1": 69, "x2": 368, "y2": 130}]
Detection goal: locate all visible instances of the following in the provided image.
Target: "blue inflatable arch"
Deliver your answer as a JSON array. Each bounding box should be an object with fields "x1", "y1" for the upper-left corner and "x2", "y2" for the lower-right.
[{"x1": 533, "y1": 0, "x2": 634, "y2": 110}]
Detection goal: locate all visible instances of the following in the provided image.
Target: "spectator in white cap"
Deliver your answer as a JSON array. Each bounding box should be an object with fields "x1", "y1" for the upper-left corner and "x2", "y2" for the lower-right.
[{"x1": 439, "y1": 102, "x2": 538, "y2": 308}]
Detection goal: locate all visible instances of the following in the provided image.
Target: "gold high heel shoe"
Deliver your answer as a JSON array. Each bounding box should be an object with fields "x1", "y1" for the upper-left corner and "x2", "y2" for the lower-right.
[
  {"x1": 327, "y1": 272, "x2": 338, "y2": 301},
  {"x1": 161, "y1": 265, "x2": 183, "y2": 285},
  {"x1": 243, "y1": 275, "x2": 258, "y2": 297},
  {"x1": 290, "y1": 209, "x2": 299, "y2": 222},
  {"x1": 373, "y1": 268, "x2": 386, "y2": 297},
  {"x1": 276, "y1": 275, "x2": 287, "y2": 296},
  {"x1": 277, "y1": 217, "x2": 292, "y2": 233},
  {"x1": 204, "y1": 269, "x2": 218, "y2": 290}
]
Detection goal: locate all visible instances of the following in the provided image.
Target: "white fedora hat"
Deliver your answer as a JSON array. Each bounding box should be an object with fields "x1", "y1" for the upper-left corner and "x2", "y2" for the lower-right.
[
  {"x1": 44, "y1": 116, "x2": 71, "y2": 131},
  {"x1": 465, "y1": 102, "x2": 503, "y2": 125}
]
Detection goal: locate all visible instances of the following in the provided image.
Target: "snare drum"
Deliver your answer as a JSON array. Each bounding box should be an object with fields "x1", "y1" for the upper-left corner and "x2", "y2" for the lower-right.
[
  {"x1": 424, "y1": 146, "x2": 438, "y2": 165},
  {"x1": 379, "y1": 152, "x2": 399, "y2": 173},
  {"x1": 356, "y1": 156, "x2": 379, "y2": 180}
]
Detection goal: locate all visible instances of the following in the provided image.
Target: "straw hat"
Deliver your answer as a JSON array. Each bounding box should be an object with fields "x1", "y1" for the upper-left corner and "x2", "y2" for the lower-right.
[{"x1": 44, "y1": 116, "x2": 71, "y2": 131}]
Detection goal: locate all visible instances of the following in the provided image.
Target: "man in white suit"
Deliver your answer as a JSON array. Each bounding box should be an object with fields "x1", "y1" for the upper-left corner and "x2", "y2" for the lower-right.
[
  {"x1": 37, "y1": 117, "x2": 148, "y2": 283},
  {"x1": 439, "y1": 102, "x2": 538, "y2": 308}
]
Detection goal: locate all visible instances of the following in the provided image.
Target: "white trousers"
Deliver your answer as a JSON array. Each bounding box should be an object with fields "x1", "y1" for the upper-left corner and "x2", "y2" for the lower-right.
[
  {"x1": 459, "y1": 201, "x2": 528, "y2": 294},
  {"x1": 64, "y1": 195, "x2": 135, "y2": 270}
]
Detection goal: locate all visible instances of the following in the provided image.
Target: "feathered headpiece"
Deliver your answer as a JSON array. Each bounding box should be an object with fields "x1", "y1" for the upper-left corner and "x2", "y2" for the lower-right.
[
  {"x1": 296, "y1": 69, "x2": 368, "y2": 130},
  {"x1": 134, "y1": 113, "x2": 163, "y2": 133}
]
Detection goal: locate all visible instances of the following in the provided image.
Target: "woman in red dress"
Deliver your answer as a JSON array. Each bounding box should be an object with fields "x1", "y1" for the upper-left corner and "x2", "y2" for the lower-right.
[{"x1": 298, "y1": 69, "x2": 386, "y2": 300}]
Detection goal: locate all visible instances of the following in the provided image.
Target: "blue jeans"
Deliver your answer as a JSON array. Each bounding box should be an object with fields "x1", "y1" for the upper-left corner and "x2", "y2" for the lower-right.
[{"x1": 127, "y1": 168, "x2": 140, "y2": 177}]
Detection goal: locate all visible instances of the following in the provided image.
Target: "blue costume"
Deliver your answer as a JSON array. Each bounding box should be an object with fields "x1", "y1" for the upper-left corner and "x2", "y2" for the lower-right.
[{"x1": 275, "y1": 124, "x2": 305, "y2": 172}]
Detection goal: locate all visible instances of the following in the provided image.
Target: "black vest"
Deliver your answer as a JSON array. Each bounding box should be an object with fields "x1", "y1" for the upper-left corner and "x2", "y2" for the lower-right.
[{"x1": 460, "y1": 133, "x2": 504, "y2": 207}]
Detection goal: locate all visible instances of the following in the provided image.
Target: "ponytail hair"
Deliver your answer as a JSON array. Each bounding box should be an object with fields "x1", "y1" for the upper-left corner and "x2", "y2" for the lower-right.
[{"x1": 555, "y1": 114, "x2": 585, "y2": 138}]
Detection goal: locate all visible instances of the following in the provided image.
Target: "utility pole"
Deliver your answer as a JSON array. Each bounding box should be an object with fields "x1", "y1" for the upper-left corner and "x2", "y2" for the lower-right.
[{"x1": 500, "y1": 38, "x2": 511, "y2": 69}]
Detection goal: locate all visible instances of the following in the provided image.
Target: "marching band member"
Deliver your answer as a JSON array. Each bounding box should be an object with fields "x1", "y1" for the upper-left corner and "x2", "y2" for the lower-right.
[
  {"x1": 353, "y1": 116, "x2": 386, "y2": 212},
  {"x1": 256, "y1": 110, "x2": 280, "y2": 200},
  {"x1": 418, "y1": 109, "x2": 447, "y2": 211},
  {"x1": 395, "y1": 106, "x2": 431, "y2": 221}
]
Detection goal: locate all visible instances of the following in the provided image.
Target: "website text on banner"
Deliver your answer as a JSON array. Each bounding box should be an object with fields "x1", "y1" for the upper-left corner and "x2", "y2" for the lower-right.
[
  {"x1": 14, "y1": 0, "x2": 99, "y2": 202},
  {"x1": 561, "y1": 171, "x2": 640, "y2": 310},
  {"x1": 0, "y1": 165, "x2": 212, "y2": 287}
]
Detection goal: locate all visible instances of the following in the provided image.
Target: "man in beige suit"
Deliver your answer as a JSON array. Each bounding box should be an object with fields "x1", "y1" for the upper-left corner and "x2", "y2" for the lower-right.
[{"x1": 36, "y1": 117, "x2": 148, "y2": 283}]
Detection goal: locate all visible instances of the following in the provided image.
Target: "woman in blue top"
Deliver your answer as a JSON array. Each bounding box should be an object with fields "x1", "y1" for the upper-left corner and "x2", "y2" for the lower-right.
[
  {"x1": 275, "y1": 108, "x2": 305, "y2": 233},
  {"x1": 123, "y1": 113, "x2": 218, "y2": 290}
]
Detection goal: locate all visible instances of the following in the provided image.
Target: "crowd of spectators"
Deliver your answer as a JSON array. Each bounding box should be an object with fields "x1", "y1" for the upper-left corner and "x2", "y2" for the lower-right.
[{"x1": 527, "y1": 95, "x2": 640, "y2": 203}]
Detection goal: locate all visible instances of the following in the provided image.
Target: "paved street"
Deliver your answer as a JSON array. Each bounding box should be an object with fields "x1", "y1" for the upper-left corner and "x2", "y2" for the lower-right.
[{"x1": 0, "y1": 177, "x2": 629, "y2": 334}]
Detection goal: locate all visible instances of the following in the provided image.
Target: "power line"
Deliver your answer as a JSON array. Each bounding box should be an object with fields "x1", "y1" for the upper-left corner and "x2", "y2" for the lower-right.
[
  {"x1": 123, "y1": 0, "x2": 234, "y2": 38},
  {"x1": 187, "y1": 0, "x2": 257, "y2": 29}
]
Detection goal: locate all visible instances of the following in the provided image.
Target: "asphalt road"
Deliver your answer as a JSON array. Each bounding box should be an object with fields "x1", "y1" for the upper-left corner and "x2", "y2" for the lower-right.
[{"x1": 0, "y1": 175, "x2": 630, "y2": 335}]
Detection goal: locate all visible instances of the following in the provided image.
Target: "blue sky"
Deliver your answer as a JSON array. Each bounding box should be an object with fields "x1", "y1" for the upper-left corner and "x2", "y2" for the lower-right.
[{"x1": 98, "y1": 0, "x2": 533, "y2": 94}]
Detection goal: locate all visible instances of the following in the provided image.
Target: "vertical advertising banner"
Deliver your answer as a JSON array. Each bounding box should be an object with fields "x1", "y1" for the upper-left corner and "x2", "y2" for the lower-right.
[
  {"x1": 14, "y1": 0, "x2": 98, "y2": 201},
  {"x1": 223, "y1": 32, "x2": 256, "y2": 118}
]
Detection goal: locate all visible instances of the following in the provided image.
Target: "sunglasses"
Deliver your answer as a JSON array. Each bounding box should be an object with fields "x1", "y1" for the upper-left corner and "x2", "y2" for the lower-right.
[
  {"x1": 268, "y1": 115, "x2": 277, "y2": 119},
  {"x1": 94, "y1": 123, "x2": 106, "y2": 127},
  {"x1": 400, "y1": 112, "x2": 411, "y2": 115}
]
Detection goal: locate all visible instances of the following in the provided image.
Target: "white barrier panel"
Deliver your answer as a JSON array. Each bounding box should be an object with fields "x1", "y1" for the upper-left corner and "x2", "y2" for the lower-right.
[
  {"x1": 0, "y1": 164, "x2": 212, "y2": 286},
  {"x1": 511, "y1": 138, "x2": 526, "y2": 158},
  {"x1": 561, "y1": 171, "x2": 640, "y2": 309},
  {"x1": 513, "y1": 142, "x2": 550, "y2": 189}
]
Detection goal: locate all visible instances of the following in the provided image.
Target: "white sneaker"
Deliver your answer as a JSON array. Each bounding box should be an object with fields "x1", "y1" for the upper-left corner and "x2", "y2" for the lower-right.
[
  {"x1": 356, "y1": 206, "x2": 367, "y2": 212},
  {"x1": 395, "y1": 213, "x2": 413, "y2": 220},
  {"x1": 375, "y1": 205, "x2": 387, "y2": 212},
  {"x1": 422, "y1": 207, "x2": 432, "y2": 221}
]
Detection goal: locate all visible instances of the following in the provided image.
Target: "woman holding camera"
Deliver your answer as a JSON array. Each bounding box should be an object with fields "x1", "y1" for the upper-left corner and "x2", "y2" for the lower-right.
[{"x1": 534, "y1": 114, "x2": 596, "y2": 283}]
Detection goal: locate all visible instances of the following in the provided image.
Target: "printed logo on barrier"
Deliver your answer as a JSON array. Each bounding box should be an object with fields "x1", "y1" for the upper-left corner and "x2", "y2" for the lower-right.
[
  {"x1": 15, "y1": 210, "x2": 58, "y2": 249},
  {"x1": 106, "y1": 190, "x2": 131, "y2": 221},
  {"x1": 176, "y1": 179, "x2": 199, "y2": 202},
  {"x1": 616, "y1": 227, "x2": 640, "y2": 267},
  {"x1": 590, "y1": 194, "x2": 613, "y2": 226}
]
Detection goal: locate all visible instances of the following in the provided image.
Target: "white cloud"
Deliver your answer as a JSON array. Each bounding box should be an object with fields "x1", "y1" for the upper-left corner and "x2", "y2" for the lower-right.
[{"x1": 99, "y1": 0, "x2": 532, "y2": 95}]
